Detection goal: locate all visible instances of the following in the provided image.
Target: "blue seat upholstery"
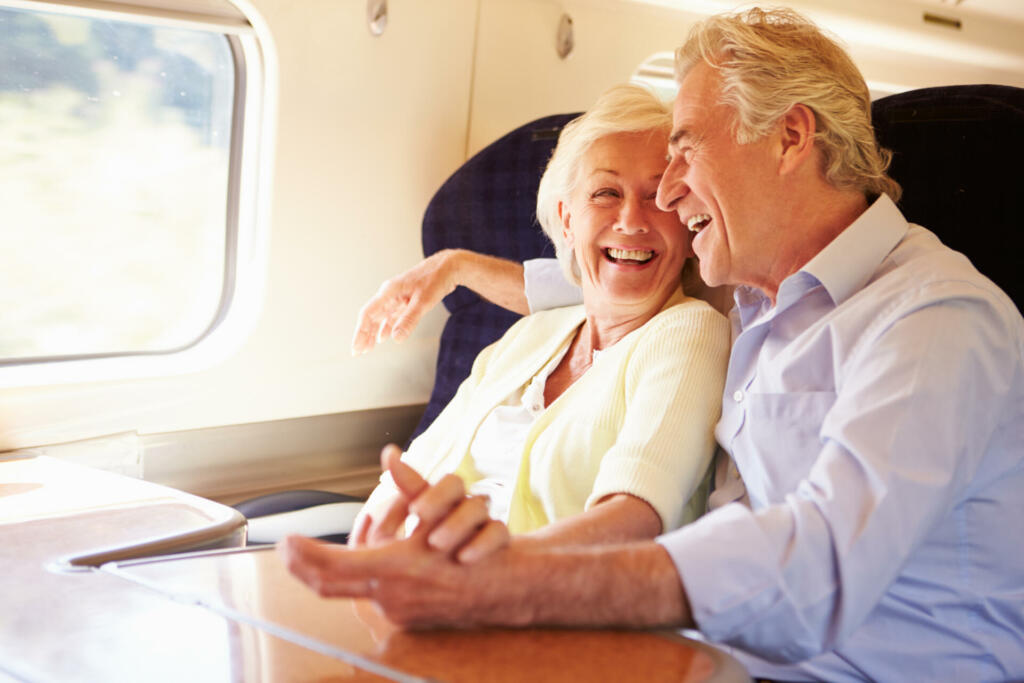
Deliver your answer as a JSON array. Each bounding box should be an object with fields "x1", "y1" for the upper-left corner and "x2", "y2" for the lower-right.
[{"x1": 410, "y1": 113, "x2": 580, "y2": 440}]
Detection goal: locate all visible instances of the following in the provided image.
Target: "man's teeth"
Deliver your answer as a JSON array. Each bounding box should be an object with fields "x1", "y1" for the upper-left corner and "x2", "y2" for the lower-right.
[
  {"x1": 606, "y1": 248, "x2": 654, "y2": 263},
  {"x1": 687, "y1": 214, "x2": 712, "y2": 233}
]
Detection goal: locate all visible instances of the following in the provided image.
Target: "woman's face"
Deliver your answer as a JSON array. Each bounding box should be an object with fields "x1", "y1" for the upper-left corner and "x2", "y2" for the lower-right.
[{"x1": 561, "y1": 130, "x2": 693, "y2": 319}]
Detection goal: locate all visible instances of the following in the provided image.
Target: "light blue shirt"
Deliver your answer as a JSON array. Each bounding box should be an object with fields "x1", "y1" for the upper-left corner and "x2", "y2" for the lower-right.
[{"x1": 526, "y1": 195, "x2": 1024, "y2": 680}]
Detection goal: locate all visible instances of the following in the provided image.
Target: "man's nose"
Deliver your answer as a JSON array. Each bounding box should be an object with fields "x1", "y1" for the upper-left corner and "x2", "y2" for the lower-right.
[{"x1": 656, "y1": 158, "x2": 688, "y2": 212}]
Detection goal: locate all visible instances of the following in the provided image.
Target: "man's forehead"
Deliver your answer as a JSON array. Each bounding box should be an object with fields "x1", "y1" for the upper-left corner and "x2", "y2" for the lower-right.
[{"x1": 669, "y1": 65, "x2": 723, "y2": 143}]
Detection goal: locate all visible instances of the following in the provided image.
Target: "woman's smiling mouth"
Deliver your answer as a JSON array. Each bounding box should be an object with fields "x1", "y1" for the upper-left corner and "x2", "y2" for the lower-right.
[{"x1": 603, "y1": 247, "x2": 655, "y2": 265}]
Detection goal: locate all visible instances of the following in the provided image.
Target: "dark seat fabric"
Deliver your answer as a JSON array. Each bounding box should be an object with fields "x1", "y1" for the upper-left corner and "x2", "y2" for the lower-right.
[
  {"x1": 871, "y1": 84, "x2": 1023, "y2": 313},
  {"x1": 410, "y1": 113, "x2": 580, "y2": 440}
]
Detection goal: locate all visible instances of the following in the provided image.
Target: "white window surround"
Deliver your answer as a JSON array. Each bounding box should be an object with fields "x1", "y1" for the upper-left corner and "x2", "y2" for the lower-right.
[{"x1": 0, "y1": 0, "x2": 277, "y2": 388}]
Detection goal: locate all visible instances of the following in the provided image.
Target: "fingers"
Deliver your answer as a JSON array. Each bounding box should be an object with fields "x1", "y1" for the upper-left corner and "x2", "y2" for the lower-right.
[
  {"x1": 348, "y1": 511, "x2": 371, "y2": 548},
  {"x1": 383, "y1": 444, "x2": 428, "y2": 500},
  {"x1": 278, "y1": 535, "x2": 376, "y2": 598},
  {"x1": 373, "y1": 445, "x2": 502, "y2": 562},
  {"x1": 350, "y1": 252, "x2": 456, "y2": 356},
  {"x1": 388, "y1": 292, "x2": 430, "y2": 345},
  {"x1": 365, "y1": 493, "x2": 412, "y2": 545},
  {"x1": 424, "y1": 494, "x2": 490, "y2": 554},
  {"x1": 407, "y1": 473, "x2": 467, "y2": 531},
  {"x1": 351, "y1": 285, "x2": 403, "y2": 356},
  {"x1": 456, "y1": 520, "x2": 511, "y2": 564}
]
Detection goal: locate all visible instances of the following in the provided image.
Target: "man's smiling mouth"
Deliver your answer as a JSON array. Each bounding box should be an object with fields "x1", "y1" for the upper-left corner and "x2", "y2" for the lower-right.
[
  {"x1": 687, "y1": 214, "x2": 712, "y2": 233},
  {"x1": 603, "y1": 247, "x2": 655, "y2": 265}
]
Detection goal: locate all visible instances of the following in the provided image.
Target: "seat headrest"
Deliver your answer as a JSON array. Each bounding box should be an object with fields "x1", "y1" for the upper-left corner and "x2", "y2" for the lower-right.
[
  {"x1": 422, "y1": 113, "x2": 580, "y2": 312},
  {"x1": 872, "y1": 84, "x2": 1024, "y2": 311}
]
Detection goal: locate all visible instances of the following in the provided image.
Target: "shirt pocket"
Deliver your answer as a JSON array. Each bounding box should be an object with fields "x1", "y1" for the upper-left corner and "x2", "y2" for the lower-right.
[{"x1": 741, "y1": 391, "x2": 836, "y2": 502}]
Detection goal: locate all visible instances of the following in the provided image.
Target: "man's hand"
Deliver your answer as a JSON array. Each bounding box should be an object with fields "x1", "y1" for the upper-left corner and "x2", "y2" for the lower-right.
[
  {"x1": 279, "y1": 527, "x2": 691, "y2": 630},
  {"x1": 351, "y1": 250, "x2": 460, "y2": 356},
  {"x1": 353, "y1": 445, "x2": 510, "y2": 563},
  {"x1": 351, "y1": 250, "x2": 528, "y2": 356}
]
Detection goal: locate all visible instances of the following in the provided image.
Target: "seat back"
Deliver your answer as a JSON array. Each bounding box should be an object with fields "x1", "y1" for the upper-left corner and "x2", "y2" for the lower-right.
[
  {"x1": 411, "y1": 113, "x2": 579, "y2": 439},
  {"x1": 871, "y1": 84, "x2": 1024, "y2": 311}
]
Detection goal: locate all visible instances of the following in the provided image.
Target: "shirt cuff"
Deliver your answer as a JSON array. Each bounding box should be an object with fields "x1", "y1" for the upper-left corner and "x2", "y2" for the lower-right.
[
  {"x1": 656, "y1": 502, "x2": 809, "y2": 660},
  {"x1": 523, "y1": 258, "x2": 581, "y2": 313}
]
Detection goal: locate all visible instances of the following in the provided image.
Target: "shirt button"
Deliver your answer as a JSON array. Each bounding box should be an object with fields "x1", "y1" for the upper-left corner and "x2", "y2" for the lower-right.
[{"x1": 733, "y1": 390, "x2": 744, "y2": 402}]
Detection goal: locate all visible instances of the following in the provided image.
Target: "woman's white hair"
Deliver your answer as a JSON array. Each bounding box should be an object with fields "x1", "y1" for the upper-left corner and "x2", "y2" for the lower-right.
[
  {"x1": 536, "y1": 83, "x2": 673, "y2": 285},
  {"x1": 676, "y1": 7, "x2": 901, "y2": 201}
]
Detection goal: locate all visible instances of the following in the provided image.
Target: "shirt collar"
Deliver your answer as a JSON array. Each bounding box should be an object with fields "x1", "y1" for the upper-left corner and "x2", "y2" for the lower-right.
[{"x1": 800, "y1": 194, "x2": 908, "y2": 306}]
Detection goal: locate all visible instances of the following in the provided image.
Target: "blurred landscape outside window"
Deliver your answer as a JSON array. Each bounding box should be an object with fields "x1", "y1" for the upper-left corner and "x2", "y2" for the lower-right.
[{"x1": 0, "y1": 5, "x2": 235, "y2": 362}]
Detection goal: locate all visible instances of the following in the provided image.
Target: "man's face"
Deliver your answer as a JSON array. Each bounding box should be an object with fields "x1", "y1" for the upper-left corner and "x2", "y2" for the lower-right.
[{"x1": 656, "y1": 63, "x2": 781, "y2": 291}]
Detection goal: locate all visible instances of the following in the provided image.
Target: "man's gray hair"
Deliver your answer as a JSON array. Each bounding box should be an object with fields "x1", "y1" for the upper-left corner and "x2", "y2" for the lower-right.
[{"x1": 676, "y1": 7, "x2": 901, "y2": 201}]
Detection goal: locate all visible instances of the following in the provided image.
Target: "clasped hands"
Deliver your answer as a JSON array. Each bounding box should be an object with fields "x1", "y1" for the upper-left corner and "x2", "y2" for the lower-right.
[{"x1": 278, "y1": 444, "x2": 511, "y2": 626}]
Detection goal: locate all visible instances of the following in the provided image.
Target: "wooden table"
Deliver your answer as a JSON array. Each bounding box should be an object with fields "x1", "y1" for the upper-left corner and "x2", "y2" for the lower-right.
[
  {"x1": 1, "y1": 454, "x2": 751, "y2": 682},
  {"x1": 105, "y1": 545, "x2": 751, "y2": 682}
]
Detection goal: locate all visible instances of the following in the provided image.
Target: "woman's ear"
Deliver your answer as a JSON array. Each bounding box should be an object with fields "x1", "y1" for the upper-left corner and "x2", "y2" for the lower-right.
[{"x1": 559, "y1": 200, "x2": 574, "y2": 248}]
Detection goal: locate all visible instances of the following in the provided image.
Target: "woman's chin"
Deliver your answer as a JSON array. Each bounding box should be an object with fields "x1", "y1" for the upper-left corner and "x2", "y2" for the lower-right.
[{"x1": 584, "y1": 282, "x2": 677, "y2": 316}]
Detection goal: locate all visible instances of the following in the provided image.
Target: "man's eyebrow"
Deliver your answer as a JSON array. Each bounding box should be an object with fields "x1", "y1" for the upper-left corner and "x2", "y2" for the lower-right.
[{"x1": 668, "y1": 129, "x2": 691, "y2": 147}]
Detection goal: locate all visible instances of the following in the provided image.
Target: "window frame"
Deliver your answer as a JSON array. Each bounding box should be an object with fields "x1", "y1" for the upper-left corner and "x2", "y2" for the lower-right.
[{"x1": 0, "y1": 0, "x2": 275, "y2": 387}]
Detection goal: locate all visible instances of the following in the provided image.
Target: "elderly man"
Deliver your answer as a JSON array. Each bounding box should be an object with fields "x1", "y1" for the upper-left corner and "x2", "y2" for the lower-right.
[{"x1": 282, "y1": 8, "x2": 1024, "y2": 681}]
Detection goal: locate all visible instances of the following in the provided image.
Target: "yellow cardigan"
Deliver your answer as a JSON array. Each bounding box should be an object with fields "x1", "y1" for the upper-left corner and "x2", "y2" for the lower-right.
[{"x1": 365, "y1": 288, "x2": 730, "y2": 534}]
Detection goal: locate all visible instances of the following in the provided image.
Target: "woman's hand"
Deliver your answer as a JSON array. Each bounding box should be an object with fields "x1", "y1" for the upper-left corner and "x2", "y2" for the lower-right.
[{"x1": 350, "y1": 445, "x2": 511, "y2": 563}]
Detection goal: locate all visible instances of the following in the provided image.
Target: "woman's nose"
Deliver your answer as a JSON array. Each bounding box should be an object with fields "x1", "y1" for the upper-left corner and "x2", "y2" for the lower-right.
[{"x1": 613, "y1": 195, "x2": 649, "y2": 234}]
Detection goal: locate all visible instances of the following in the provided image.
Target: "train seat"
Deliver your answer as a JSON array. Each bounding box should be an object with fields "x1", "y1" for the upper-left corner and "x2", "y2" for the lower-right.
[{"x1": 871, "y1": 84, "x2": 1023, "y2": 313}]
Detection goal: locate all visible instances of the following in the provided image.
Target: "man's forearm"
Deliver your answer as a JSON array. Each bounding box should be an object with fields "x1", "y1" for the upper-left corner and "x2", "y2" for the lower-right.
[
  {"x1": 454, "y1": 541, "x2": 694, "y2": 630},
  {"x1": 448, "y1": 249, "x2": 529, "y2": 315}
]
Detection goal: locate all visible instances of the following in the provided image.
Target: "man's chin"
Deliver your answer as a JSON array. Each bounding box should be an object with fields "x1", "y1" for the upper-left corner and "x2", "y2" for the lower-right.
[{"x1": 696, "y1": 261, "x2": 725, "y2": 288}]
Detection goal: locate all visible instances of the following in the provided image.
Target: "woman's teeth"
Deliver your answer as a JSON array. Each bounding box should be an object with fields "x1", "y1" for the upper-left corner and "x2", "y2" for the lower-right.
[
  {"x1": 605, "y1": 248, "x2": 654, "y2": 264},
  {"x1": 687, "y1": 214, "x2": 712, "y2": 233}
]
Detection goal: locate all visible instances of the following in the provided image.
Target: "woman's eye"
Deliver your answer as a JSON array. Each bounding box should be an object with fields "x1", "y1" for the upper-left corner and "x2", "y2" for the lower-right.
[{"x1": 592, "y1": 188, "x2": 620, "y2": 199}]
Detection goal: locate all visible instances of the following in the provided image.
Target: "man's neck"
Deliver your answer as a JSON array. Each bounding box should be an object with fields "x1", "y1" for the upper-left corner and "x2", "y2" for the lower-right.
[{"x1": 759, "y1": 188, "x2": 870, "y2": 304}]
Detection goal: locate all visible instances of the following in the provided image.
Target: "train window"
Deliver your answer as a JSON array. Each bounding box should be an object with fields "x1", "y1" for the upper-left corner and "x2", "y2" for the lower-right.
[{"x1": 0, "y1": 1, "x2": 269, "y2": 385}]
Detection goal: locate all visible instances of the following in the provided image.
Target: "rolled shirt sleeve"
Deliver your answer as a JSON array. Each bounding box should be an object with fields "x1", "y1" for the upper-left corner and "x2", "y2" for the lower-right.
[{"x1": 524, "y1": 258, "x2": 582, "y2": 312}]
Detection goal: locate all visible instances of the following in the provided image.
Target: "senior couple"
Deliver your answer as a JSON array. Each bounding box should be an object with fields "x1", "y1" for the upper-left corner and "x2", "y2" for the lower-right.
[{"x1": 283, "y1": 7, "x2": 1024, "y2": 681}]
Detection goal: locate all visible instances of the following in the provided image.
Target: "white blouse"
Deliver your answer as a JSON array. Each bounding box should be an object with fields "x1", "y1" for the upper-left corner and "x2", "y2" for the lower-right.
[{"x1": 465, "y1": 337, "x2": 572, "y2": 522}]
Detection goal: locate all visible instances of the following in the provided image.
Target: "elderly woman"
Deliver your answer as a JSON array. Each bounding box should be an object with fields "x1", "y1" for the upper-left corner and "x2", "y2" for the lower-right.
[{"x1": 356, "y1": 84, "x2": 729, "y2": 548}]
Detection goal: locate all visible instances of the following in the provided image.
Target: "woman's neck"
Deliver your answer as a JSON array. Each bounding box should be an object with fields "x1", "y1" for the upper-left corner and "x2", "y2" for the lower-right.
[
  {"x1": 579, "y1": 286, "x2": 680, "y2": 353},
  {"x1": 543, "y1": 288, "x2": 679, "y2": 408}
]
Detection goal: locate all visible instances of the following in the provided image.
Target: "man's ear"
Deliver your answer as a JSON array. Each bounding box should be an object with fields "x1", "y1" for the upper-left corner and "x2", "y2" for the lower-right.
[
  {"x1": 778, "y1": 103, "x2": 817, "y2": 176},
  {"x1": 559, "y1": 200, "x2": 574, "y2": 248}
]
